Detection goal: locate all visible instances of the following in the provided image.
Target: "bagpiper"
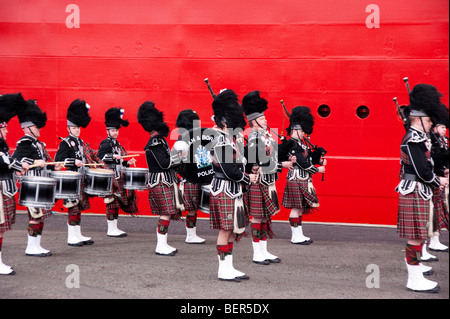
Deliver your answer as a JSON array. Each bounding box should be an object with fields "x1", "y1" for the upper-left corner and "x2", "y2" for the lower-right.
[
  {"x1": 54, "y1": 99, "x2": 100, "y2": 247},
  {"x1": 278, "y1": 106, "x2": 326, "y2": 245},
  {"x1": 13, "y1": 98, "x2": 63, "y2": 257},
  {"x1": 97, "y1": 107, "x2": 138, "y2": 237},
  {"x1": 0, "y1": 93, "x2": 29, "y2": 274},
  {"x1": 396, "y1": 84, "x2": 448, "y2": 293},
  {"x1": 241, "y1": 90, "x2": 294, "y2": 265},
  {"x1": 429, "y1": 106, "x2": 449, "y2": 252},
  {"x1": 175, "y1": 109, "x2": 206, "y2": 244},
  {"x1": 137, "y1": 101, "x2": 183, "y2": 256},
  {"x1": 209, "y1": 89, "x2": 257, "y2": 281}
]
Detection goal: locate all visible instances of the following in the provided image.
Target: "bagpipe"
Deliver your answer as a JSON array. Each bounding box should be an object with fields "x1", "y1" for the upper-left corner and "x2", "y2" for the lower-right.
[
  {"x1": 392, "y1": 77, "x2": 411, "y2": 131},
  {"x1": 280, "y1": 100, "x2": 327, "y2": 181},
  {"x1": 393, "y1": 77, "x2": 442, "y2": 146}
]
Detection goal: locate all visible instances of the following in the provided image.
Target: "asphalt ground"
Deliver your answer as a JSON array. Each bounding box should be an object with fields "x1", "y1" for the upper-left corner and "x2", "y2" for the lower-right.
[{"x1": 0, "y1": 211, "x2": 448, "y2": 307}]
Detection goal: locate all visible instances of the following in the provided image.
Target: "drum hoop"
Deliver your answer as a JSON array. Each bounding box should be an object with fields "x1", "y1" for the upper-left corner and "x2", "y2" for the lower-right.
[
  {"x1": 124, "y1": 167, "x2": 148, "y2": 172},
  {"x1": 50, "y1": 171, "x2": 82, "y2": 177},
  {"x1": 20, "y1": 176, "x2": 57, "y2": 185},
  {"x1": 86, "y1": 169, "x2": 114, "y2": 176}
]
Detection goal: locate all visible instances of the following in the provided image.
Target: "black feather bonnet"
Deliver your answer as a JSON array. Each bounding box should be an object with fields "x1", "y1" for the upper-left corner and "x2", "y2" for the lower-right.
[
  {"x1": 0, "y1": 93, "x2": 28, "y2": 127},
  {"x1": 18, "y1": 98, "x2": 48, "y2": 129},
  {"x1": 287, "y1": 106, "x2": 315, "y2": 135},
  {"x1": 242, "y1": 90, "x2": 268, "y2": 122},
  {"x1": 67, "y1": 99, "x2": 91, "y2": 128},
  {"x1": 105, "y1": 107, "x2": 129, "y2": 129},
  {"x1": 137, "y1": 101, "x2": 170, "y2": 137},
  {"x1": 176, "y1": 109, "x2": 200, "y2": 131},
  {"x1": 409, "y1": 84, "x2": 449, "y2": 128},
  {"x1": 212, "y1": 89, "x2": 247, "y2": 131}
]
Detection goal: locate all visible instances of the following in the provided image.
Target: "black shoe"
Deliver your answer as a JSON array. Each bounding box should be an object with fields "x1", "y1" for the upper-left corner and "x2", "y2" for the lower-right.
[
  {"x1": 219, "y1": 277, "x2": 241, "y2": 282},
  {"x1": 292, "y1": 239, "x2": 313, "y2": 245},
  {"x1": 423, "y1": 269, "x2": 434, "y2": 276},
  {"x1": 429, "y1": 247, "x2": 449, "y2": 252},
  {"x1": 68, "y1": 242, "x2": 83, "y2": 247},
  {"x1": 26, "y1": 252, "x2": 47, "y2": 257},
  {"x1": 108, "y1": 233, "x2": 128, "y2": 238},
  {"x1": 155, "y1": 251, "x2": 177, "y2": 257},
  {"x1": 253, "y1": 259, "x2": 270, "y2": 265},
  {"x1": 408, "y1": 284, "x2": 440, "y2": 294},
  {"x1": 421, "y1": 256, "x2": 439, "y2": 262},
  {"x1": 268, "y1": 257, "x2": 281, "y2": 263},
  {"x1": 82, "y1": 240, "x2": 95, "y2": 245}
]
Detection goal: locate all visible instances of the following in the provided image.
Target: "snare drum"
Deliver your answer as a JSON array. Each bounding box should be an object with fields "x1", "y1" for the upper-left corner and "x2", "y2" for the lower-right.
[
  {"x1": 123, "y1": 167, "x2": 148, "y2": 190},
  {"x1": 50, "y1": 171, "x2": 82, "y2": 200},
  {"x1": 18, "y1": 176, "x2": 57, "y2": 209},
  {"x1": 84, "y1": 168, "x2": 114, "y2": 196},
  {"x1": 198, "y1": 184, "x2": 211, "y2": 214}
]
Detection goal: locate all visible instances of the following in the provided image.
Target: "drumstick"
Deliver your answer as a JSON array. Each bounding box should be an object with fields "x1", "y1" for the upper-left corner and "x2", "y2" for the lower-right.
[
  {"x1": 122, "y1": 154, "x2": 139, "y2": 167},
  {"x1": 83, "y1": 163, "x2": 104, "y2": 166},
  {"x1": 29, "y1": 161, "x2": 65, "y2": 168},
  {"x1": 121, "y1": 154, "x2": 140, "y2": 158}
]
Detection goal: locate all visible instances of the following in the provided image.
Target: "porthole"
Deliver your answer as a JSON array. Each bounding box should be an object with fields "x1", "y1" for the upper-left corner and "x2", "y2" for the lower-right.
[
  {"x1": 356, "y1": 105, "x2": 370, "y2": 119},
  {"x1": 317, "y1": 104, "x2": 331, "y2": 118}
]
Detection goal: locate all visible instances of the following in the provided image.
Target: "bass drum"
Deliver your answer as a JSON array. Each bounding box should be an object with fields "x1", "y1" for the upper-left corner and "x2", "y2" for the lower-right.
[{"x1": 175, "y1": 127, "x2": 217, "y2": 185}]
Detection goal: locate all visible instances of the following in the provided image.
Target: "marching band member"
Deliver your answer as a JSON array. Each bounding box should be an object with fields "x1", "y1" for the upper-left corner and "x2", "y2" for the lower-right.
[
  {"x1": 97, "y1": 107, "x2": 138, "y2": 237},
  {"x1": 278, "y1": 106, "x2": 326, "y2": 245},
  {"x1": 429, "y1": 116, "x2": 449, "y2": 252},
  {"x1": 0, "y1": 93, "x2": 29, "y2": 274},
  {"x1": 137, "y1": 101, "x2": 183, "y2": 256},
  {"x1": 396, "y1": 84, "x2": 448, "y2": 293},
  {"x1": 209, "y1": 89, "x2": 257, "y2": 281},
  {"x1": 175, "y1": 109, "x2": 206, "y2": 244},
  {"x1": 241, "y1": 91, "x2": 293, "y2": 265},
  {"x1": 13, "y1": 98, "x2": 63, "y2": 257},
  {"x1": 54, "y1": 99, "x2": 99, "y2": 247}
]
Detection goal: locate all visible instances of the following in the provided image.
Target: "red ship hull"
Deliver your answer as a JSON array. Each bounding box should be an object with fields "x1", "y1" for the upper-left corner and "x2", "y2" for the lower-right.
[{"x1": 1, "y1": 0, "x2": 448, "y2": 225}]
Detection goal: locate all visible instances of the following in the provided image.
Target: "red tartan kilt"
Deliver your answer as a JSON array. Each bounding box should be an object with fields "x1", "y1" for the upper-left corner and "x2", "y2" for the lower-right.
[
  {"x1": 397, "y1": 188, "x2": 430, "y2": 239},
  {"x1": 245, "y1": 184, "x2": 270, "y2": 219},
  {"x1": 27, "y1": 207, "x2": 52, "y2": 221},
  {"x1": 148, "y1": 183, "x2": 179, "y2": 218},
  {"x1": 78, "y1": 179, "x2": 91, "y2": 210},
  {"x1": 67, "y1": 180, "x2": 91, "y2": 216},
  {"x1": 209, "y1": 192, "x2": 236, "y2": 230},
  {"x1": 0, "y1": 189, "x2": 16, "y2": 232},
  {"x1": 108, "y1": 177, "x2": 138, "y2": 214},
  {"x1": 432, "y1": 187, "x2": 449, "y2": 231},
  {"x1": 182, "y1": 181, "x2": 201, "y2": 212},
  {"x1": 282, "y1": 179, "x2": 318, "y2": 214}
]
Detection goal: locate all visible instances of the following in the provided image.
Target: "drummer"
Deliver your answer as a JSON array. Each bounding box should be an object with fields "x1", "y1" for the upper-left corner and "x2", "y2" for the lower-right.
[
  {"x1": 1, "y1": 93, "x2": 30, "y2": 273},
  {"x1": 12, "y1": 98, "x2": 63, "y2": 257},
  {"x1": 175, "y1": 109, "x2": 206, "y2": 244},
  {"x1": 97, "y1": 107, "x2": 138, "y2": 237},
  {"x1": 137, "y1": 101, "x2": 184, "y2": 256},
  {"x1": 55, "y1": 99, "x2": 105, "y2": 247}
]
